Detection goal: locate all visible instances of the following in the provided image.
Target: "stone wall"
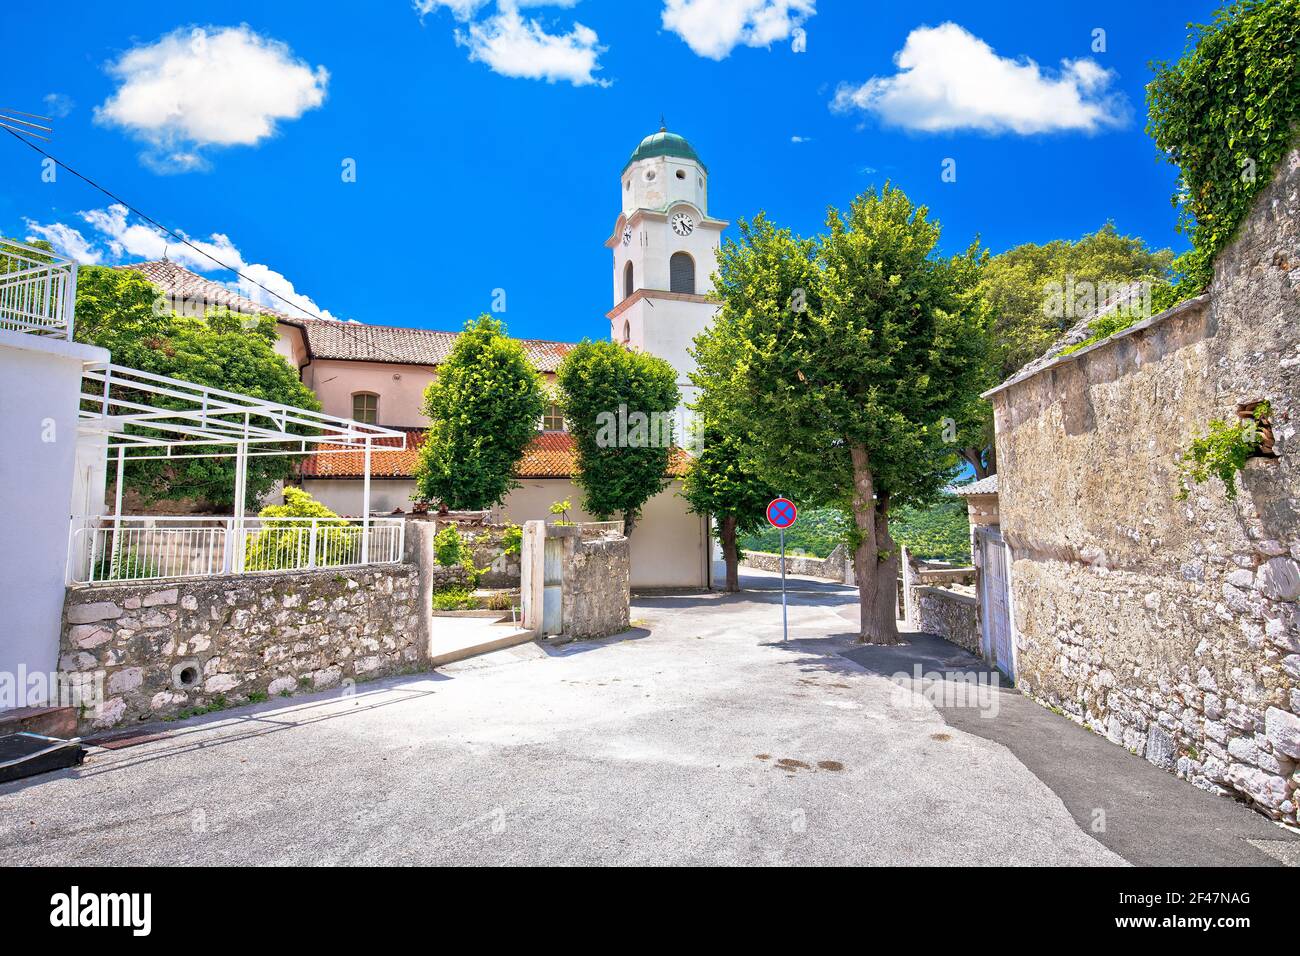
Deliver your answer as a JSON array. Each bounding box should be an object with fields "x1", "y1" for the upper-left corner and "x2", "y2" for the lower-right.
[
  {"x1": 460, "y1": 524, "x2": 522, "y2": 588},
  {"x1": 913, "y1": 586, "x2": 980, "y2": 654},
  {"x1": 563, "y1": 531, "x2": 631, "y2": 640},
  {"x1": 60, "y1": 556, "x2": 431, "y2": 734},
  {"x1": 741, "y1": 544, "x2": 851, "y2": 582},
  {"x1": 990, "y1": 149, "x2": 1300, "y2": 823}
]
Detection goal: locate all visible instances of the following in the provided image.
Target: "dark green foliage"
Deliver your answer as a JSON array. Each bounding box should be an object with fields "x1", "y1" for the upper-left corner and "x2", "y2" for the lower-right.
[
  {"x1": 695, "y1": 187, "x2": 989, "y2": 640},
  {"x1": 1147, "y1": 0, "x2": 1300, "y2": 306},
  {"x1": 556, "y1": 339, "x2": 680, "y2": 533},
  {"x1": 72, "y1": 265, "x2": 321, "y2": 509},
  {"x1": 415, "y1": 315, "x2": 547, "y2": 510},
  {"x1": 890, "y1": 499, "x2": 972, "y2": 564},
  {"x1": 740, "y1": 508, "x2": 850, "y2": 558}
]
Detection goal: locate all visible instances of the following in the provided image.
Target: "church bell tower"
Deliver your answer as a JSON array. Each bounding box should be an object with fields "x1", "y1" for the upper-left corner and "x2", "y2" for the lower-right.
[{"x1": 606, "y1": 125, "x2": 728, "y2": 429}]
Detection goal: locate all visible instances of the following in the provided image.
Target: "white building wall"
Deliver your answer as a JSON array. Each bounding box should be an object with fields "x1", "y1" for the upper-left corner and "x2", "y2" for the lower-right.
[{"x1": 0, "y1": 330, "x2": 110, "y2": 700}]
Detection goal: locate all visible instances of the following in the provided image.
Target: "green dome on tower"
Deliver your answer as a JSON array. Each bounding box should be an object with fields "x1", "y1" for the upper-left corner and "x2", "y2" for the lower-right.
[{"x1": 622, "y1": 126, "x2": 707, "y2": 174}]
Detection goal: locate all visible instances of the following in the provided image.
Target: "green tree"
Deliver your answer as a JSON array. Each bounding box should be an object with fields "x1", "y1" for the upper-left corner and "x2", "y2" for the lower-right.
[
  {"x1": 556, "y1": 339, "x2": 680, "y2": 535},
  {"x1": 697, "y1": 191, "x2": 987, "y2": 644},
  {"x1": 1147, "y1": 0, "x2": 1300, "y2": 308},
  {"x1": 414, "y1": 315, "x2": 546, "y2": 510},
  {"x1": 680, "y1": 404, "x2": 776, "y2": 592},
  {"x1": 72, "y1": 266, "x2": 321, "y2": 509},
  {"x1": 966, "y1": 224, "x2": 1173, "y2": 474}
]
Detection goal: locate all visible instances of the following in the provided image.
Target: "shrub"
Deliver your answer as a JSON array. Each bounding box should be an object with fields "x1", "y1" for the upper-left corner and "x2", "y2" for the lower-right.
[
  {"x1": 1176, "y1": 402, "x2": 1270, "y2": 501},
  {"x1": 93, "y1": 546, "x2": 159, "y2": 581},
  {"x1": 433, "y1": 586, "x2": 479, "y2": 611},
  {"x1": 243, "y1": 487, "x2": 352, "y2": 571},
  {"x1": 501, "y1": 524, "x2": 523, "y2": 557},
  {"x1": 434, "y1": 524, "x2": 486, "y2": 586}
]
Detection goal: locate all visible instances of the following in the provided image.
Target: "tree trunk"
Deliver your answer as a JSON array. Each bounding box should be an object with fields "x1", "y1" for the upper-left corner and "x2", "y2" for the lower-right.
[
  {"x1": 873, "y1": 491, "x2": 901, "y2": 642},
  {"x1": 623, "y1": 511, "x2": 637, "y2": 536},
  {"x1": 961, "y1": 447, "x2": 991, "y2": 480},
  {"x1": 849, "y1": 444, "x2": 901, "y2": 644},
  {"x1": 719, "y1": 515, "x2": 740, "y2": 591}
]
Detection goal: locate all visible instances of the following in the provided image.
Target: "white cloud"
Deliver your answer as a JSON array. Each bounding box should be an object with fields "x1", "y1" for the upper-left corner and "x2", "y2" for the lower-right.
[
  {"x1": 456, "y1": 8, "x2": 607, "y2": 86},
  {"x1": 24, "y1": 221, "x2": 102, "y2": 264},
  {"x1": 42, "y1": 93, "x2": 75, "y2": 118},
  {"x1": 413, "y1": 0, "x2": 492, "y2": 21},
  {"x1": 95, "y1": 25, "x2": 329, "y2": 172},
  {"x1": 26, "y1": 205, "x2": 336, "y2": 321},
  {"x1": 661, "y1": 0, "x2": 815, "y2": 60},
  {"x1": 790, "y1": 135, "x2": 811, "y2": 143},
  {"x1": 831, "y1": 22, "x2": 1129, "y2": 135}
]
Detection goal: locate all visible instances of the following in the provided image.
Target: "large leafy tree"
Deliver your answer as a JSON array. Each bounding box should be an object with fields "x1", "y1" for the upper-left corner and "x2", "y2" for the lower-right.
[
  {"x1": 415, "y1": 314, "x2": 546, "y2": 510},
  {"x1": 697, "y1": 192, "x2": 987, "y2": 644},
  {"x1": 557, "y1": 339, "x2": 680, "y2": 535},
  {"x1": 957, "y1": 224, "x2": 1174, "y2": 476},
  {"x1": 680, "y1": 397, "x2": 776, "y2": 592},
  {"x1": 72, "y1": 265, "x2": 321, "y2": 509}
]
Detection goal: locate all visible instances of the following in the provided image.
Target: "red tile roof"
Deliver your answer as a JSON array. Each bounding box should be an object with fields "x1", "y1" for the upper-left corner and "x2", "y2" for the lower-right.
[
  {"x1": 120, "y1": 259, "x2": 577, "y2": 372},
  {"x1": 300, "y1": 430, "x2": 690, "y2": 481}
]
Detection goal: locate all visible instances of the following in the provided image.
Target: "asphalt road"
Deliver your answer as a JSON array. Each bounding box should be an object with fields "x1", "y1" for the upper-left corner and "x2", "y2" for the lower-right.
[{"x1": 2, "y1": 571, "x2": 1290, "y2": 865}]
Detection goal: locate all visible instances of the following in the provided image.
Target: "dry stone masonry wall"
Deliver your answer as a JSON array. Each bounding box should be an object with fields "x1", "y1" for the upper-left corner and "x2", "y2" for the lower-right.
[
  {"x1": 993, "y1": 149, "x2": 1300, "y2": 823},
  {"x1": 60, "y1": 564, "x2": 423, "y2": 732}
]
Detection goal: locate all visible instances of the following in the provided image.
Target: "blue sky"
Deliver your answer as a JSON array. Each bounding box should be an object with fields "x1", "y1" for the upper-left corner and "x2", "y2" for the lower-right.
[{"x1": 1, "y1": 0, "x2": 1218, "y2": 344}]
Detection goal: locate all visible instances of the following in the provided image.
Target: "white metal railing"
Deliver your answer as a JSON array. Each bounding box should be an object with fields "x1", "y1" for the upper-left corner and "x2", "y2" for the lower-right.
[
  {"x1": 0, "y1": 238, "x2": 76, "y2": 340},
  {"x1": 67, "y1": 515, "x2": 406, "y2": 585}
]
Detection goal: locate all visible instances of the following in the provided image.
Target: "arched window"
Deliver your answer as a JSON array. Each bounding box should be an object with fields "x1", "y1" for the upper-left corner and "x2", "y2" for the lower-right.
[
  {"x1": 623, "y1": 261, "x2": 635, "y2": 300},
  {"x1": 622, "y1": 320, "x2": 631, "y2": 344},
  {"x1": 670, "y1": 252, "x2": 695, "y2": 294},
  {"x1": 352, "y1": 392, "x2": 379, "y2": 425}
]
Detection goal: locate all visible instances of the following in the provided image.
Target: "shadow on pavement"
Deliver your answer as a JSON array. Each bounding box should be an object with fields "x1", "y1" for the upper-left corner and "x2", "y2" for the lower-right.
[{"x1": 837, "y1": 631, "x2": 1298, "y2": 867}]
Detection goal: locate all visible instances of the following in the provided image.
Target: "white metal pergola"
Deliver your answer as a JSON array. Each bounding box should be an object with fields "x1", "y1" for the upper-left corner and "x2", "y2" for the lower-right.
[{"x1": 73, "y1": 361, "x2": 407, "y2": 581}]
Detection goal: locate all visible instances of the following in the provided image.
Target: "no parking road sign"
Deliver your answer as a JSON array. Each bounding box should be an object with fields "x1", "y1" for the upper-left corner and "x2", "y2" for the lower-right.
[
  {"x1": 766, "y1": 497, "x2": 797, "y2": 530},
  {"x1": 766, "y1": 497, "x2": 797, "y2": 642}
]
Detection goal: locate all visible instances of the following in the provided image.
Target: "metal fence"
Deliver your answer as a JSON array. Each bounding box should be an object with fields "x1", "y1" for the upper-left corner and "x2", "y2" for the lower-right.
[
  {"x1": 67, "y1": 515, "x2": 406, "y2": 585},
  {"x1": 0, "y1": 238, "x2": 76, "y2": 340}
]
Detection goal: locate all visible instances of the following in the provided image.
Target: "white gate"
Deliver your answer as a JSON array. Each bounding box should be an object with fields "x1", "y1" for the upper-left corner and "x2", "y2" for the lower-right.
[{"x1": 977, "y1": 527, "x2": 1014, "y2": 680}]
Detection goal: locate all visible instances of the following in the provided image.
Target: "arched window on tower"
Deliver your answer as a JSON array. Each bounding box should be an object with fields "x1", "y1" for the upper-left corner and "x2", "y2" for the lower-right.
[
  {"x1": 622, "y1": 320, "x2": 631, "y2": 344},
  {"x1": 670, "y1": 252, "x2": 695, "y2": 294},
  {"x1": 623, "y1": 261, "x2": 634, "y2": 300}
]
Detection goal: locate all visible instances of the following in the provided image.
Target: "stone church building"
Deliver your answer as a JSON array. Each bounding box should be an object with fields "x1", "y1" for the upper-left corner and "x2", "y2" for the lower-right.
[{"x1": 123, "y1": 127, "x2": 725, "y2": 589}]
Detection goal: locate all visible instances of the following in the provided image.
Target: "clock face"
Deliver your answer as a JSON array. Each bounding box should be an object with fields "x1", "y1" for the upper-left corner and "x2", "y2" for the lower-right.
[
  {"x1": 622, "y1": 225, "x2": 632, "y2": 246},
  {"x1": 671, "y1": 213, "x2": 695, "y2": 237}
]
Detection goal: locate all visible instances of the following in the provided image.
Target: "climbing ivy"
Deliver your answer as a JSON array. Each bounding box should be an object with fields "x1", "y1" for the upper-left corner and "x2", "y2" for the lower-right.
[
  {"x1": 1175, "y1": 402, "x2": 1271, "y2": 501},
  {"x1": 1146, "y1": 0, "x2": 1300, "y2": 309}
]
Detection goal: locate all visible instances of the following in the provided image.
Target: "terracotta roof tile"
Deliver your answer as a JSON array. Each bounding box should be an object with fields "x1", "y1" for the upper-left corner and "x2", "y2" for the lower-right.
[
  {"x1": 121, "y1": 259, "x2": 576, "y2": 372},
  {"x1": 301, "y1": 430, "x2": 691, "y2": 481},
  {"x1": 118, "y1": 259, "x2": 293, "y2": 319}
]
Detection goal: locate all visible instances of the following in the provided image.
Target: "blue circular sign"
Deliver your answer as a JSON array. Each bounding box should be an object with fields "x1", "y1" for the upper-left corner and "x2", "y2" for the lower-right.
[{"x1": 766, "y1": 497, "x2": 798, "y2": 530}]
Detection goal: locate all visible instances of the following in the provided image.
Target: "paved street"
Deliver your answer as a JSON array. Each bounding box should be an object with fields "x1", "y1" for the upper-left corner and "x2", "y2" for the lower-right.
[{"x1": 1, "y1": 571, "x2": 1293, "y2": 866}]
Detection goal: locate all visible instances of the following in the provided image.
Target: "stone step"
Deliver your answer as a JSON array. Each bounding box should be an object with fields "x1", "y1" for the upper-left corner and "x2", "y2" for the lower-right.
[
  {"x1": 0, "y1": 706, "x2": 77, "y2": 739},
  {"x1": 429, "y1": 622, "x2": 535, "y2": 668}
]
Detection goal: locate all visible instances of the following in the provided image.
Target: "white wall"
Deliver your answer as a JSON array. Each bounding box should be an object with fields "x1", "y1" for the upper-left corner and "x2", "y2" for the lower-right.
[{"x1": 0, "y1": 330, "x2": 110, "y2": 701}]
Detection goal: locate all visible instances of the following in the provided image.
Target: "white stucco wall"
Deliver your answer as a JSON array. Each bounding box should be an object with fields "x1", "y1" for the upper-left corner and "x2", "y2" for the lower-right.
[
  {"x1": 0, "y1": 330, "x2": 110, "y2": 699},
  {"x1": 299, "y1": 476, "x2": 709, "y2": 589}
]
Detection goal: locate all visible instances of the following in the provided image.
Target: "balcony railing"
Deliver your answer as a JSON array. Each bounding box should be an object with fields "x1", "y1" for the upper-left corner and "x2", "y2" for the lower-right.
[
  {"x1": 0, "y1": 238, "x2": 77, "y2": 340},
  {"x1": 67, "y1": 515, "x2": 406, "y2": 585}
]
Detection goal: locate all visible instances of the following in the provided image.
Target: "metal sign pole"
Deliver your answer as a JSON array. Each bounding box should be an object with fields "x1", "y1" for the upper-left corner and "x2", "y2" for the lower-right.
[
  {"x1": 766, "y1": 496, "x2": 797, "y2": 646},
  {"x1": 780, "y1": 527, "x2": 788, "y2": 643}
]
